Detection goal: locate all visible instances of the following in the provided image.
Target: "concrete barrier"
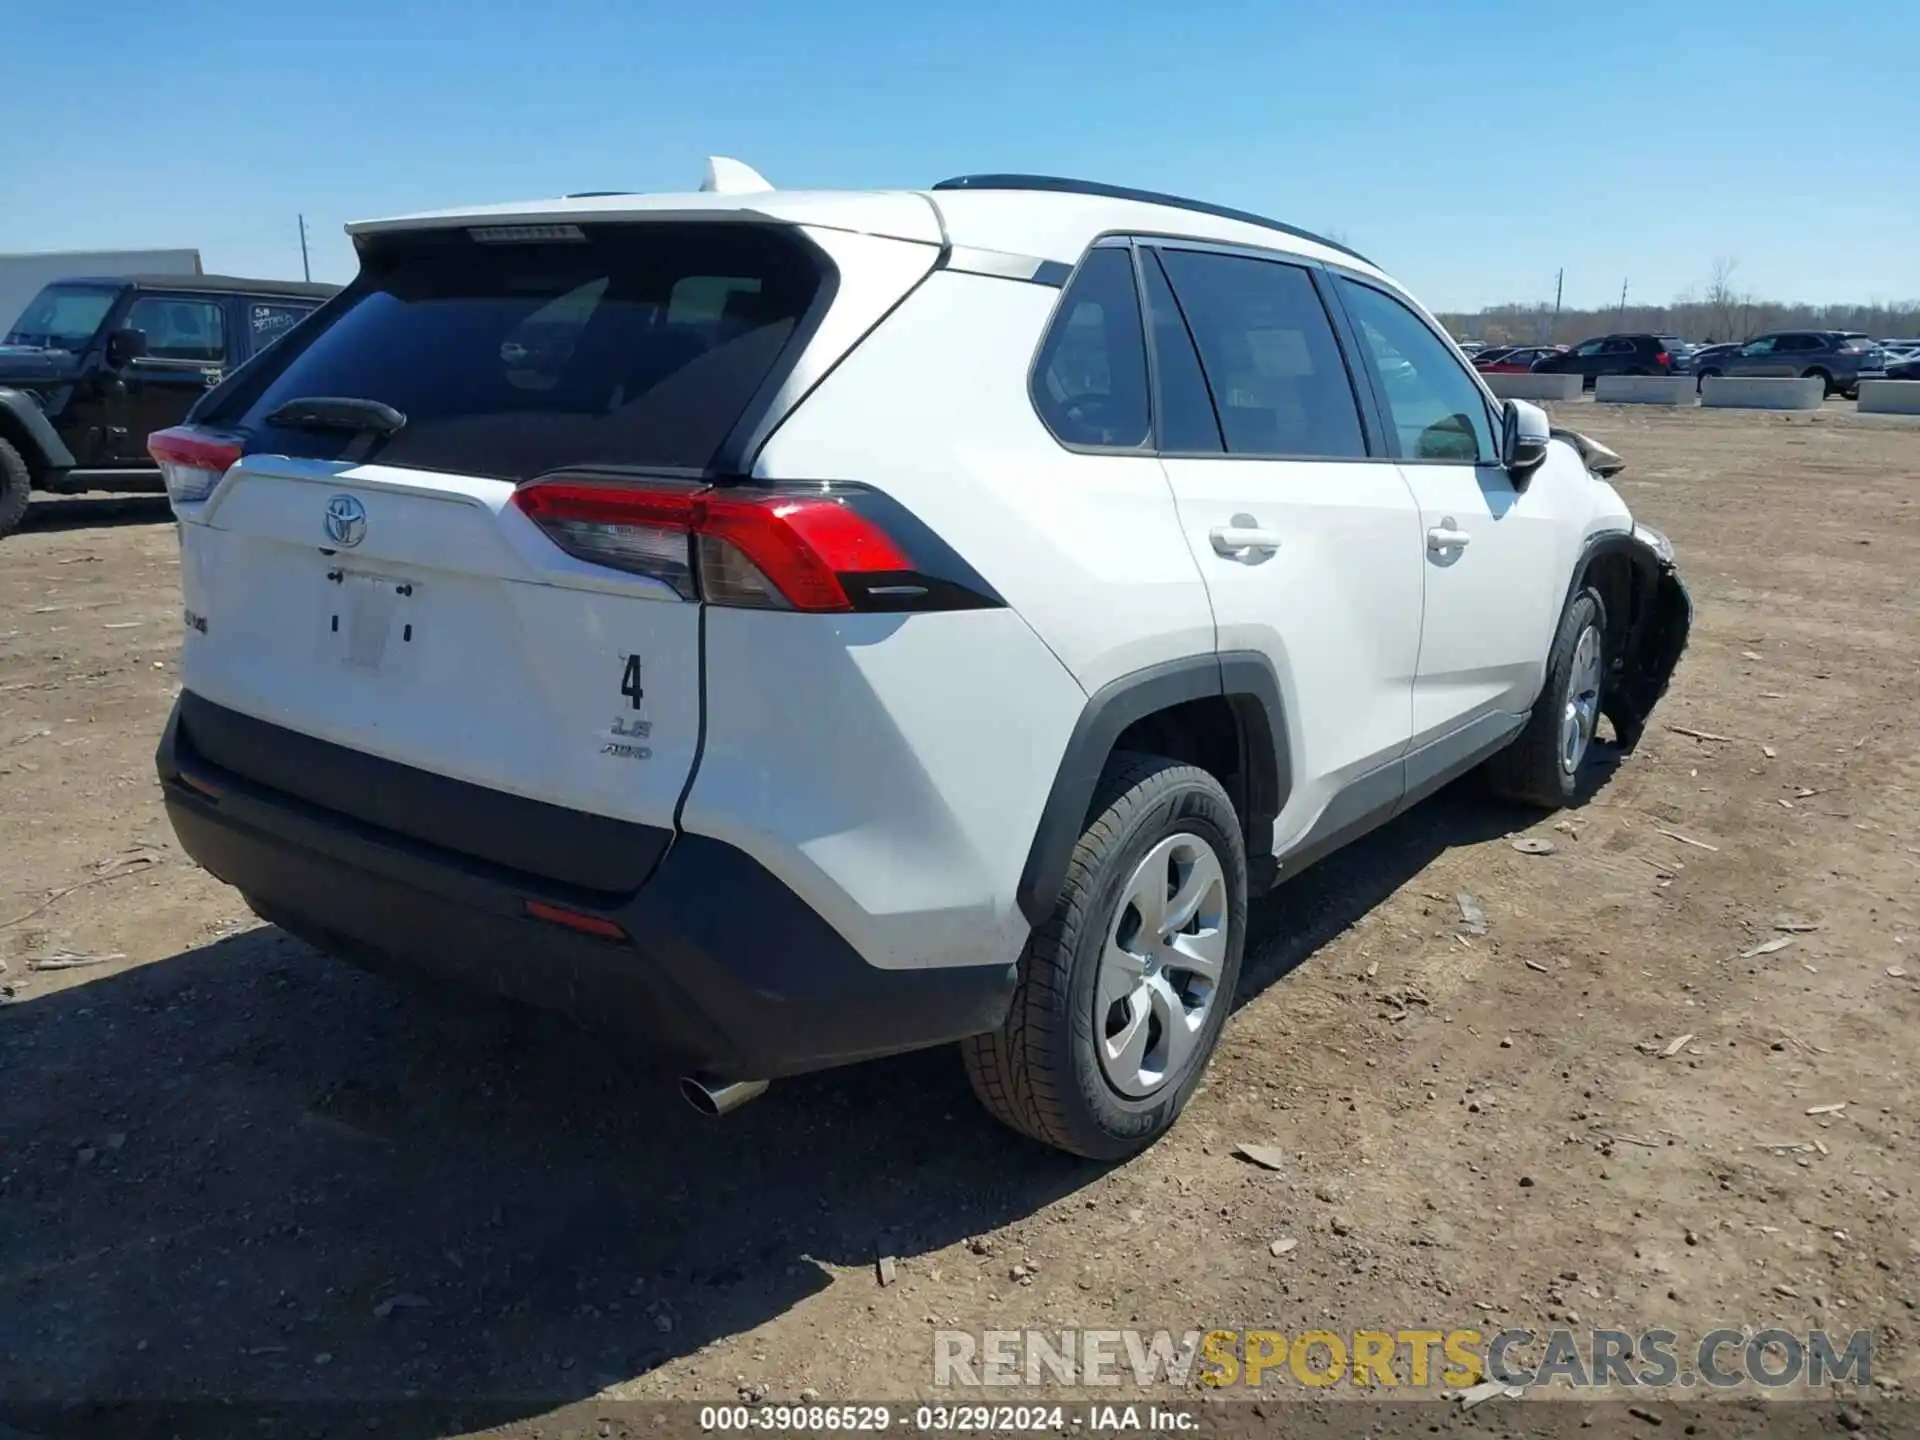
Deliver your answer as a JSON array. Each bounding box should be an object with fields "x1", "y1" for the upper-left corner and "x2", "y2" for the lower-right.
[
  {"x1": 1856, "y1": 380, "x2": 1920, "y2": 415},
  {"x1": 1700, "y1": 376, "x2": 1825, "y2": 411},
  {"x1": 1483, "y1": 372, "x2": 1583, "y2": 401},
  {"x1": 1594, "y1": 375, "x2": 1699, "y2": 406}
]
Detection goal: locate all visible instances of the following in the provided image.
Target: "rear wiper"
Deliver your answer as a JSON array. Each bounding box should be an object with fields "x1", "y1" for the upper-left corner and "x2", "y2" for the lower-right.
[{"x1": 264, "y1": 396, "x2": 407, "y2": 437}]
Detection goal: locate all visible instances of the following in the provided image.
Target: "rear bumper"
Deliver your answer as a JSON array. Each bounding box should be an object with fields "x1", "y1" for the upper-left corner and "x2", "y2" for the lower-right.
[{"x1": 156, "y1": 695, "x2": 1015, "y2": 1080}]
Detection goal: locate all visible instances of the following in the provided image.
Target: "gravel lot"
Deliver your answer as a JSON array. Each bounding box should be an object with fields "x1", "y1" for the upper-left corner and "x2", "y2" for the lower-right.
[{"x1": 3, "y1": 406, "x2": 1917, "y2": 1437}]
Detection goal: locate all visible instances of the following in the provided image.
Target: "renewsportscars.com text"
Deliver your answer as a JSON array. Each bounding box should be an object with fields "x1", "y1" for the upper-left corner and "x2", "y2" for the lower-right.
[{"x1": 932, "y1": 1327, "x2": 1872, "y2": 1391}]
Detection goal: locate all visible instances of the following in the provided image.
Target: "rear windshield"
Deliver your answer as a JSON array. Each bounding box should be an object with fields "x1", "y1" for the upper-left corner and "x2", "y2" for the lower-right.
[
  {"x1": 216, "y1": 223, "x2": 827, "y2": 479},
  {"x1": 1837, "y1": 335, "x2": 1877, "y2": 352}
]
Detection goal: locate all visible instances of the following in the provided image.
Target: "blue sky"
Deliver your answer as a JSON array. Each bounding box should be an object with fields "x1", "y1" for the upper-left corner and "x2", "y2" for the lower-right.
[{"x1": 4, "y1": 0, "x2": 1913, "y2": 313}]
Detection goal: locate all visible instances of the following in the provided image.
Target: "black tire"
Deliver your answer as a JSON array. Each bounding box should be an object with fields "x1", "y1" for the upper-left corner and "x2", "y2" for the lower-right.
[
  {"x1": 1485, "y1": 588, "x2": 1606, "y2": 809},
  {"x1": 1804, "y1": 367, "x2": 1834, "y2": 397},
  {"x1": 0, "y1": 438, "x2": 31, "y2": 540},
  {"x1": 963, "y1": 754, "x2": 1247, "y2": 1159}
]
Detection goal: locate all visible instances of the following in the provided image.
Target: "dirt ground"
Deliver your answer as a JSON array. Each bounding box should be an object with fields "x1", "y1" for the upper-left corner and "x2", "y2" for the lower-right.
[{"x1": 3, "y1": 406, "x2": 1918, "y2": 1438}]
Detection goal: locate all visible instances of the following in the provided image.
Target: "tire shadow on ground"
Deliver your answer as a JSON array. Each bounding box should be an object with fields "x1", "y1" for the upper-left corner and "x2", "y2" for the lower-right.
[{"x1": 0, "y1": 762, "x2": 1607, "y2": 1439}]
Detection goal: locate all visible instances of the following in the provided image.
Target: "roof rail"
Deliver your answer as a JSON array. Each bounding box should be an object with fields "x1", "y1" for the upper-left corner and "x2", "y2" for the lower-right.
[{"x1": 930, "y1": 174, "x2": 1372, "y2": 266}]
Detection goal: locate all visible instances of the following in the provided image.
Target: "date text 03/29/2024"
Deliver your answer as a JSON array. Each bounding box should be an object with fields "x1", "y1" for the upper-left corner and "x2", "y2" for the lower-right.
[{"x1": 695, "y1": 1404, "x2": 1192, "y2": 1432}]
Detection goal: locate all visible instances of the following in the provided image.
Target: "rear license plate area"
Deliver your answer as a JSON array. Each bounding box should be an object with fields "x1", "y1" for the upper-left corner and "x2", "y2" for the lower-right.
[{"x1": 322, "y1": 568, "x2": 422, "y2": 677}]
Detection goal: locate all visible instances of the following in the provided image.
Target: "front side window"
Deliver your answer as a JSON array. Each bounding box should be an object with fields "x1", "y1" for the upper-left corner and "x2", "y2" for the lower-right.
[
  {"x1": 1031, "y1": 247, "x2": 1150, "y2": 449},
  {"x1": 1337, "y1": 279, "x2": 1495, "y2": 464},
  {"x1": 1572, "y1": 338, "x2": 1605, "y2": 357},
  {"x1": 125, "y1": 296, "x2": 226, "y2": 362},
  {"x1": 1743, "y1": 337, "x2": 1776, "y2": 355},
  {"x1": 1156, "y1": 248, "x2": 1365, "y2": 459}
]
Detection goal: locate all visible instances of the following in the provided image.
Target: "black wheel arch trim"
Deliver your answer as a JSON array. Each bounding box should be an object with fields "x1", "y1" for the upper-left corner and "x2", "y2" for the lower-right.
[
  {"x1": 1560, "y1": 529, "x2": 1657, "y2": 629},
  {"x1": 0, "y1": 388, "x2": 74, "y2": 472},
  {"x1": 1016, "y1": 651, "x2": 1291, "y2": 926},
  {"x1": 1557, "y1": 529, "x2": 1693, "y2": 751}
]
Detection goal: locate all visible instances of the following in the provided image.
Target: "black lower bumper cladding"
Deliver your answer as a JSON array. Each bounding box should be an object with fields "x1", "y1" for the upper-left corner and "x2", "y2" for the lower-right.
[{"x1": 156, "y1": 694, "x2": 1014, "y2": 1080}]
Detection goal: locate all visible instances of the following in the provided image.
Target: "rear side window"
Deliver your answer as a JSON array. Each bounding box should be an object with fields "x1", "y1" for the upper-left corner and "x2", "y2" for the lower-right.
[
  {"x1": 125, "y1": 295, "x2": 226, "y2": 363},
  {"x1": 219, "y1": 223, "x2": 826, "y2": 479},
  {"x1": 1140, "y1": 251, "x2": 1223, "y2": 453},
  {"x1": 247, "y1": 302, "x2": 315, "y2": 356},
  {"x1": 1031, "y1": 247, "x2": 1150, "y2": 449},
  {"x1": 1155, "y1": 248, "x2": 1365, "y2": 459}
]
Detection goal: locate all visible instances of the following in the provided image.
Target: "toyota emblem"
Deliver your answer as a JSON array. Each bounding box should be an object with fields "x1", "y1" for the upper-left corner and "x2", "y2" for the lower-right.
[{"x1": 324, "y1": 494, "x2": 367, "y2": 547}]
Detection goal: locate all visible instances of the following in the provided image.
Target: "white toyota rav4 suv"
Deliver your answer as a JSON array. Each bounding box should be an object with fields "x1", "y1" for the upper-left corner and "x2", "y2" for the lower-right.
[{"x1": 151, "y1": 167, "x2": 1689, "y2": 1158}]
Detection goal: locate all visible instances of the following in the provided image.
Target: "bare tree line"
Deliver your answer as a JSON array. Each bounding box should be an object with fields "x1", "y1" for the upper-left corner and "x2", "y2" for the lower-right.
[{"x1": 1435, "y1": 259, "x2": 1920, "y2": 347}]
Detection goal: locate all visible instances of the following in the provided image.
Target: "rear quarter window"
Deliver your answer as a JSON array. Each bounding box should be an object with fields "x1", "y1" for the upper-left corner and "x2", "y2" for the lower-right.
[
  {"x1": 214, "y1": 223, "x2": 829, "y2": 479},
  {"x1": 1029, "y1": 247, "x2": 1151, "y2": 449}
]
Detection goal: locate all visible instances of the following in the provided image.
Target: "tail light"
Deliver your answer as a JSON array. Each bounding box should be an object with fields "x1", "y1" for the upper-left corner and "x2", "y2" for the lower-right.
[
  {"x1": 149, "y1": 427, "x2": 242, "y2": 505},
  {"x1": 509, "y1": 478, "x2": 1000, "y2": 614},
  {"x1": 1654, "y1": 351, "x2": 1671, "y2": 368}
]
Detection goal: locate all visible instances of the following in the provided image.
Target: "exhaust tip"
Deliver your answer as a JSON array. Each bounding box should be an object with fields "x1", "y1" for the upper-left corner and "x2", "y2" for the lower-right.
[{"x1": 679, "y1": 1075, "x2": 769, "y2": 1118}]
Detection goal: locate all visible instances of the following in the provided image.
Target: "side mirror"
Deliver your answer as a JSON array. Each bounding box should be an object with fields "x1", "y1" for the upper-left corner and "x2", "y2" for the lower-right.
[
  {"x1": 1501, "y1": 398, "x2": 1551, "y2": 476},
  {"x1": 106, "y1": 328, "x2": 148, "y2": 367}
]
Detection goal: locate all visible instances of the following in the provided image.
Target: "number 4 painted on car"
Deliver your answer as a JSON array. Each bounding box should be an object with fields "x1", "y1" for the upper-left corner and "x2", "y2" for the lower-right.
[{"x1": 620, "y1": 654, "x2": 643, "y2": 709}]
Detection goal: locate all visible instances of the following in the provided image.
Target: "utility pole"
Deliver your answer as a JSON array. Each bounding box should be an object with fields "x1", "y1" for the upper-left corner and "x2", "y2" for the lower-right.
[
  {"x1": 1550, "y1": 267, "x2": 1564, "y2": 341},
  {"x1": 1618, "y1": 277, "x2": 1629, "y2": 321},
  {"x1": 298, "y1": 214, "x2": 311, "y2": 283}
]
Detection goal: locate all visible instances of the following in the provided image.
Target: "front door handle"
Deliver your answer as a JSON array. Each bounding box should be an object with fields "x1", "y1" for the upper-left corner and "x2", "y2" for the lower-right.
[
  {"x1": 1210, "y1": 524, "x2": 1282, "y2": 558},
  {"x1": 1426, "y1": 520, "x2": 1472, "y2": 552}
]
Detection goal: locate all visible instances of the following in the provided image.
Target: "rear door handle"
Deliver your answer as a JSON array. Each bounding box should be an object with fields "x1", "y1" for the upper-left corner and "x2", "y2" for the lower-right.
[
  {"x1": 1426, "y1": 522, "x2": 1472, "y2": 552},
  {"x1": 1210, "y1": 525, "x2": 1283, "y2": 557}
]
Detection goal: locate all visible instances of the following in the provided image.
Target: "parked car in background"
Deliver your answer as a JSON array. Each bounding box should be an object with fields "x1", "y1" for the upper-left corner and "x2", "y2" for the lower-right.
[
  {"x1": 1456, "y1": 339, "x2": 1486, "y2": 355},
  {"x1": 1530, "y1": 333, "x2": 1692, "y2": 388},
  {"x1": 1691, "y1": 331, "x2": 1887, "y2": 397},
  {"x1": 1690, "y1": 342, "x2": 1743, "y2": 370},
  {"x1": 1877, "y1": 339, "x2": 1920, "y2": 364},
  {"x1": 0, "y1": 272, "x2": 337, "y2": 537},
  {"x1": 1476, "y1": 345, "x2": 1561, "y2": 374},
  {"x1": 1886, "y1": 352, "x2": 1920, "y2": 381}
]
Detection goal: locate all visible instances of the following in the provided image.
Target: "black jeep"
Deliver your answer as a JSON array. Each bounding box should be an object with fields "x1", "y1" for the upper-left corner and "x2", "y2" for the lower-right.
[{"x1": 0, "y1": 272, "x2": 337, "y2": 536}]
